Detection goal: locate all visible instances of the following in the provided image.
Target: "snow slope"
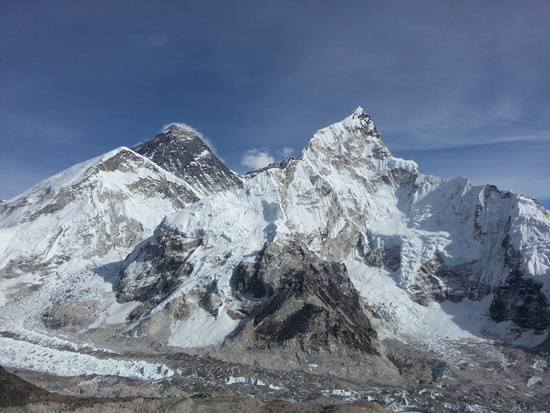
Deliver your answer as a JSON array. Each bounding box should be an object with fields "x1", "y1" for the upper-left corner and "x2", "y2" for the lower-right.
[{"x1": 0, "y1": 147, "x2": 199, "y2": 306}]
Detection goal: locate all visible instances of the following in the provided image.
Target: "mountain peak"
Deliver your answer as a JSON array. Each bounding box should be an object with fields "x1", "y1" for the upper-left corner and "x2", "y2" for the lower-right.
[
  {"x1": 160, "y1": 123, "x2": 200, "y2": 140},
  {"x1": 2, "y1": 108, "x2": 550, "y2": 411},
  {"x1": 300, "y1": 107, "x2": 391, "y2": 169},
  {"x1": 133, "y1": 125, "x2": 242, "y2": 196},
  {"x1": 352, "y1": 105, "x2": 367, "y2": 117},
  {"x1": 344, "y1": 106, "x2": 375, "y2": 131}
]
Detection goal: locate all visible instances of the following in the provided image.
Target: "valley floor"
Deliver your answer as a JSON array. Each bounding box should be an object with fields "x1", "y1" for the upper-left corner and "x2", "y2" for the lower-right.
[{"x1": 2, "y1": 337, "x2": 549, "y2": 413}]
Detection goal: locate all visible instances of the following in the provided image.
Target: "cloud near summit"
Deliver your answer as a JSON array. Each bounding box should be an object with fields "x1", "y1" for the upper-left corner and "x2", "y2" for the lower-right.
[{"x1": 240, "y1": 149, "x2": 275, "y2": 170}]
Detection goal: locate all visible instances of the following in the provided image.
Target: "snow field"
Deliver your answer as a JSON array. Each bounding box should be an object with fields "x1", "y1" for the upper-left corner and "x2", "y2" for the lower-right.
[
  {"x1": 0, "y1": 336, "x2": 173, "y2": 380},
  {"x1": 169, "y1": 307, "x2": 239, "y2": 348}
]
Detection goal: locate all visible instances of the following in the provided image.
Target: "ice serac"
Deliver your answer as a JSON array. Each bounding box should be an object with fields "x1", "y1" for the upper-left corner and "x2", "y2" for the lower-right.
[{"x1": 133, "y1": 124, "x2": 243, "y2": 196}]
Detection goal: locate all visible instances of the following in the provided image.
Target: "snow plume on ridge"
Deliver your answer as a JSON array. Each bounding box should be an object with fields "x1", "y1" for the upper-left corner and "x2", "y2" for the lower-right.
[
  {"x1": 241, "y1": 148, "x2": 275, "y2": 170},
  {"x1": 160, "y1": 122, "x2": 220, "y2": 157},
  {"x1": 160, "y1": 122, "x2": 203, "y2": 137}
]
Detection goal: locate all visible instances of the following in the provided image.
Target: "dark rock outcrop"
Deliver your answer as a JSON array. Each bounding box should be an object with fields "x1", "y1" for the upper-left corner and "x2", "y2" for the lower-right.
[
  {"x1": 490, "y1": 231, "x2": 550, "y2": 330},
  {"x1": 0, "y1": 366, "x2": 51, "y2": 407},
  {"x1": 410, "y1": 255, "x2": 486, "y2": 306},
  {"x1": 231, "y1": 242, "x2": 381, "y2": 355},
  {"x1": 116, "y1": 227, "x2": 202, "y2": 320}
]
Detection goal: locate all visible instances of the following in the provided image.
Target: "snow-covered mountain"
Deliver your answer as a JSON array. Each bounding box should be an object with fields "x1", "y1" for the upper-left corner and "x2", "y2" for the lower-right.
[
  {"x1": 1, "y1": 108, "x2": 549, "y2": 411},
  {"x1": 111, "y1": 107, "x2": 550, "y2": 351},
  {"x1": 0, "y1": 147, "x2": 201, "y2": 304}
]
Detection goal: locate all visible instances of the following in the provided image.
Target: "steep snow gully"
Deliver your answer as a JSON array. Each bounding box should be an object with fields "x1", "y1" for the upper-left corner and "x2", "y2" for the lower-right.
[{"x1": 1, "y1": 107, "x2": 549, "y2": 412}]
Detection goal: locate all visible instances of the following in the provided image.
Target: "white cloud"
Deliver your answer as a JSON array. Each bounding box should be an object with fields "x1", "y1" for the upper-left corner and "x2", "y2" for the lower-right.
[
  {"x1": 201, "y1": 136, "x2": 219, "y2": 157},
  {"x1": 240, "y1": 148, "x2": 275, "y2": 170},
  {"x1": 277, "y1": 147, "x2": 295, "y2": 158}
]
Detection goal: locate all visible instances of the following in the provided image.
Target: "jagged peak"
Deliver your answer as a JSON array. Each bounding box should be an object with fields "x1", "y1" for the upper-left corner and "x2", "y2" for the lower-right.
[
  {"x1": 133, "y1": 122, "x2": 243, "y2": 196},
  {"x1": 314, "y1": 107, "x2": 378, "y2": 143},
  {"x1": 300, "y1": 107, "x2": 388, "y2": 163},
  {"x1": 342, "y1": 106, "x2": 375, "y2": 131},
  {"x1": 352, "y1": 105, "x2": 368, "y2": 118}
]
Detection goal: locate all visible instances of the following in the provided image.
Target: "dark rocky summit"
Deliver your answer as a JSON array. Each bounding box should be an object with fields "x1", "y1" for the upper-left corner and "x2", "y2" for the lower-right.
[{"x1": 133, "y1": 125, "x2": 242, "y2": 195}]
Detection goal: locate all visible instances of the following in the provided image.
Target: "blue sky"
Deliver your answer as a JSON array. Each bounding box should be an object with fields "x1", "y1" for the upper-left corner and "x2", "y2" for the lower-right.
[{"x1": 1, "y1": 1, "x2": 549, "y2": 208}]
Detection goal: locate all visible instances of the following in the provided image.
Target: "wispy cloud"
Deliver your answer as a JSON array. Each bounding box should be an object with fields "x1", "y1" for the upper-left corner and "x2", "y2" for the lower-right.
[
  {"x1": 277, "y1": 147, "x2": 295, "y2": 158},
  {"x1": 239, "y1": 146, "x2": 295, "y2": 171},
  {"x1": 159, "y1": 122, "x2": 222, "y2": 159},
  {"x1": 131, "y1": 34, "x2": 169, "y2": 47},
  {"x1": 160, "y1": 122, "x2": 203, "y2": 137}
]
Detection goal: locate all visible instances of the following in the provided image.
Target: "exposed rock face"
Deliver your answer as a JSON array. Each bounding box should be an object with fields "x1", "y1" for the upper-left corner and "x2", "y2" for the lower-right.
[
  {"x1": 231, "y1": 242, "x2": 381, "y2": 355},
  {"x1": 491, "y1": 276, "x2": 550, "y2": 330},
  {"x1": 41, "y1": 300, "x2": 100, "y2": 331},
  {"x1": 409, "y1": 255, "x2": 486, "y2": 306},
  {"x1": 0, "y1": 366, "x2": 51, "y2": 407},
  {"x1": 357, "y1": 235, "x2": 401, "y2": 272},
  {"x1": 117, "y1": 226, "x2": 203, "y2": 320},
  {"x1": 133, "y1": 125, "x2": 242, "y2": 196},
  {"x1": 490, "y1": 229, "x2": 550, "y2": 330}
]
